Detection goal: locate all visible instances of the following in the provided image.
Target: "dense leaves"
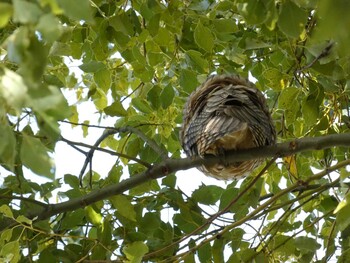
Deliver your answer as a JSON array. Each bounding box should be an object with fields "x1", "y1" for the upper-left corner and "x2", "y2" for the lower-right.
[{"x1": 0, "y1": 0, "x2": 350, "y2": 262}]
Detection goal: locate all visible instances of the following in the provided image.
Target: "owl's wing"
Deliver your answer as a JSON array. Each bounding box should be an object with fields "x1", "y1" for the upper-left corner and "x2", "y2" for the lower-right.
[{"x1": 181, "y1": 75, "x2": 275, "y2": 157}]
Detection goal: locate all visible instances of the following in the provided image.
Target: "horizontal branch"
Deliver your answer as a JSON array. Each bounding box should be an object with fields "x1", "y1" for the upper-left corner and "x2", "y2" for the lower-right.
[{"x1": 1, "y1": 133, "x2": 350, "y2": 231}]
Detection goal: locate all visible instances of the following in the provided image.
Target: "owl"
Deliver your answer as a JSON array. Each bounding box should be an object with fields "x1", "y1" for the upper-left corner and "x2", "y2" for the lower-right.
[{"x1": 180, "y1": 74, "x2": 276, "y2": 180}]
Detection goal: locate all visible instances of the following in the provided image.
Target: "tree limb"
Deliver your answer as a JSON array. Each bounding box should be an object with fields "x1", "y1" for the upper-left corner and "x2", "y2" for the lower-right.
[{"x1": 1, "y1": 133, "x2": 350, "y2": 231}]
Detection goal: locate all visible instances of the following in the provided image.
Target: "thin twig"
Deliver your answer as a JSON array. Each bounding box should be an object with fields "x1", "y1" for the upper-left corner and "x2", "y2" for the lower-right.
[
  {"x1": 60, "y1": 121, "x2": 168, "y2": 158},
  {"x1": 60, "y1": 135, "x2": 151, "y2": 168},
  {"x1": 0, "y1": 195, "x2": 47, "y2": 207},
  {"x1": 298, "y1": 42, "x2": 334, "y2": 72}
]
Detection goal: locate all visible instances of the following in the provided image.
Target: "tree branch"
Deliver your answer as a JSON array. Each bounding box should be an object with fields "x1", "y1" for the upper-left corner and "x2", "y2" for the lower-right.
[{"x1": 1, "y1": 133, "x2": 350, "y2": 231}]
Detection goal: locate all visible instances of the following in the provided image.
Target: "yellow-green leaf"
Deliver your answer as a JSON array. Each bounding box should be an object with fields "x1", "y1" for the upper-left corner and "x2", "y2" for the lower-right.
[
  {"x1": 13, "y1": 0, "x2": 43, "y2": 24},
  {"x1": 56, "y1": 0, "x2": 94, "y2": 23},
  {"x1": 20, "y1": 134, "x2": 54, "y2": 179},
  {"x1": 0, "y1": 205, "x2": 14, "y2": 218},
  {"x1": 0, "y1": 68, "x2": 28, "y2": 113},
  {"x1": 277, "y1": 0, "x2": 308, "y2": 38},
  {"x1": 194, "y1": 22, "x2": 214, "y2": 52},
  {"x1": 0, "y1": 3, "x2": 12, "y2": 28},
  {"x1": 110, "y1": 195, "x2": 136, "y2": 222},
  {"x1": 85, "y1": 206, "x2": 102, "y2": 225},
  {"x1": 122, "y1": 241, "x2": 149, "y2": 263}
]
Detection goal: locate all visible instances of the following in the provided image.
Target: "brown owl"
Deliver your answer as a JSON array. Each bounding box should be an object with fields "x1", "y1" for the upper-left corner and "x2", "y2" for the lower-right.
[{"x1": 180, "y1": 74, "x2": 276, "y2": 180}]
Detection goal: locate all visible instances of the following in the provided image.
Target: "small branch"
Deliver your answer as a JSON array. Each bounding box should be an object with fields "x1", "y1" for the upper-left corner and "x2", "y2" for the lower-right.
[
  {"x1": 169, "y1": 160, "x2": 349, "y2": 262},
  {"x1": 60, "y1": 121, "x2": 167, "y2": 159},
  {"x1": 298, "y1": 41, "x2": 334, "y2": 72},
  {"x1": 123, "y1": 126, "x2": 168, "y2": 158},
  {"x1": 60, "y1": 136, "x2": 151, "y2": 168},
  {"x1": 76, "y1": 129, "x2": 119, "y2": 185},
  {"x1": 0, "y1": 195, "x2": 47, "y2": 207}
]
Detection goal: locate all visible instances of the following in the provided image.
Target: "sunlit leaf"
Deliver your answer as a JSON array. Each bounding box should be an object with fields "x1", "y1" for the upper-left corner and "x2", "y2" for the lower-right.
[
  {"x1": 0, "y1": 124, "x2": 16, "y2": 171},
  {"x1": 56, "y1": 0, "x2": 93, "y2": 23},
  {"x1": 0, "y1": 205, "x2": 14, "y2": 218},
  {"x1": 0, "y1": 241, "x2": 20, "y2": 263},
  {"x1": 13, "y1": 0, "x2": 43, "y2": 24},
  {"x1": 85, "y1": 206, "x2": 102, "y2": 225},
  {"x1": 123, "y1": 241, "x2": 149, "y2": 263},
  {"x1": 110, "y1": 195, "x2": 136, "y2": 222},
  {"x1": 20, "y1": 134, "x2": 54, "y2": 179},
  {"x1": 194, "y1": 21, "x2": 214, "y2": 52},
  {"x1": 283, "y1": 155, "x2": 298, "y2": 178},
  {"x1": 185, "y1": 50, "x2": 209, "y2": 73},
  {"x1": 0, "y1": 68, "x2": 28, "y2": 113},
  {"x1": 104, "y1": 101, "x2": 128, "y2": 117},
  {"x1": 192, "y1": 185, "x2": 224, "y2": 205},
  {"x1": 277, "y1": 0, "x2": 308, "y2": 38},
  {"x1": 36, "y1": 13, "x2": 63, "y2": 42},
  {"x1": 0, "y1": 3, "x2": 12, "y2": 28}
]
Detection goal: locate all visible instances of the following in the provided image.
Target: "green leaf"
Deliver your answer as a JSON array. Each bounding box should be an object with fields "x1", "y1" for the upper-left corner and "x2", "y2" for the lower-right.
[
  {"x1": 56, "y1": 0, "x2": 94, "y2": 23},
  {"x1": 236, "y1": 0, "x2": 269, "y2": 25},
  {"x1": 0, "y1": 124, "x2": 16, "y2": 171},
  {"x1": 268, "y1": 235, "x2": 295, "y2": 256},
  {"x1": 140, "y1": 212, "x2": 161, "y2": 235},
  {"x1": 104, "y1": 101, "x2": 128, "y2": 117},
  {"x1": 110, "y1": 195, "x2": 136, "y2": 222},
  {"x1": 79, "y1": 61, "x2": 106, "y2": 73},
  {"x1": 212, "y1": 238, "x2": 224, "y2": 262},
  {"x1": 147, "y1": 51, "x2": 164, "y2": 66},
  {"x1": 194, "y1": 21, "x2": 214, "y2": 52},
  {"x1": 185, "y1": 50, "x2": 209, "y2": 73},
  {"x1": 16, "y1": 215, "x2": 32, "y2": 225},
  {"x1": 198, "y1": 242, "x2": 212, "y2": 262},
  {"x1": 0, "y1": 229, "x2": 13, "y2": 245},
  {"x1": 132, "y1": 98, "x2": 153, "y2": 114},
  {"x1": 94, "y1": 68, "x2": 111, "y2": 92},
  {"x1": 313, "y1": 0, "x2": 350, "y2": 56},
  {"x1": 160, "y1": 84, "x2": 175, "y2": 109},
  {"x1": 295, "y1": 237, "x2": 320, "y2": 253},
  {"x1": 147, "y1": 85, "x2": 162, "y2": 109},
  {"x1": 61, "y1": 209, "x2": 85, "y2": 229},
  {"x1": 20, "y1": 134, "x2": 54, "y2": 179},
  {"x1": 219, "y1": 187, "x2": 239, "y2": 211},
  {"x1": 110, "y1": 12, "x2": 136, "y2": 36},
  {"x1": 85, "y1": 206, "x2": 102, "y2": 225},
  {"x1": 278, "y1": 87, "x2": 300, "y2": 126},
  {"x1": 13, "y1": 0, "x2": 43, "y2": 24},
  {"x1": 0, "y1": 68, "x2": 28, "y2": 113},
  {"x1": 123, "y1": 241, "x2": 149, "y2": 263},
  {"x1": 0, "y1": 205, "x2": 14, "y2": 218},
  {"x1": 302, "y1": 97, "x2": 319, "y2": 126},
  {"x1": 36, "y1": 13, "x2": 63, "y2": 43},
  {"x1": 179, "y1": 69, "x2": 199, "y2": 94},
  {"x1": 31, "y1": 85, "x2": 71, "y2": 120},
  {"x1": 0, "y1": 3, "x2": 13, "y2": 28},
  {"x1": 192, "y1": 185, "x2": 224, "y2": 205},
  {"x1": 92, "y1": 88, "x2": 108, "y2": 111},
  {"x1": 0, "y1": 241, "x2": 20, "y2": 263},
  {"x1": 64, "y1": 174, "x2": 80, "y2": 188},
  {"x1": 213, "y1": 19, "x2": 238, "y2": 33},
  {"x1": 277, "y1": 0, "x2": 308, "y2": 38},
  {"x1": 262, "y1": 68, "x2": 285, "y2": 91},
  {"x1": 336, "y1": 195, "x2": 350, "y2": 231}
]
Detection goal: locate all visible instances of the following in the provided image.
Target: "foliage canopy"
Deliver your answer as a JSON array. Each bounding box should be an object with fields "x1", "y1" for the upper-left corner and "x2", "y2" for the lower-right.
[{"x1": 1, "y1": 0, "x2": 350, "y2": 262}]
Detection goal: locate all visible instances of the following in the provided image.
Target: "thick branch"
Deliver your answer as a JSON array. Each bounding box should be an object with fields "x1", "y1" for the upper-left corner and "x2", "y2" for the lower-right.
[{"x1": 1, "y1": 133, "x2": 350, "y2": 231}]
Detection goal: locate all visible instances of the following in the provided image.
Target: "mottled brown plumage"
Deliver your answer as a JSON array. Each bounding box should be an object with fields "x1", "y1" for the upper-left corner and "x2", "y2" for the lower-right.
[{"x1": 180, "y1": 74, "x2": 276, "y2": 180}]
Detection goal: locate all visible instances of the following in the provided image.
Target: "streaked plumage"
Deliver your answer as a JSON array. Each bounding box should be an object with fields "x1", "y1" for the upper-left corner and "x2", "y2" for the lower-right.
[{"x1": 180, "y1": 74, "x2": 276, "y2": 180}]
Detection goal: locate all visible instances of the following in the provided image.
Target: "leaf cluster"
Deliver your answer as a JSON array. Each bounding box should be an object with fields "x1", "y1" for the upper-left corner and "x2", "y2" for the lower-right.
[{"x1": 0, "y1": 0, "x2": 350, "y2": 262}]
